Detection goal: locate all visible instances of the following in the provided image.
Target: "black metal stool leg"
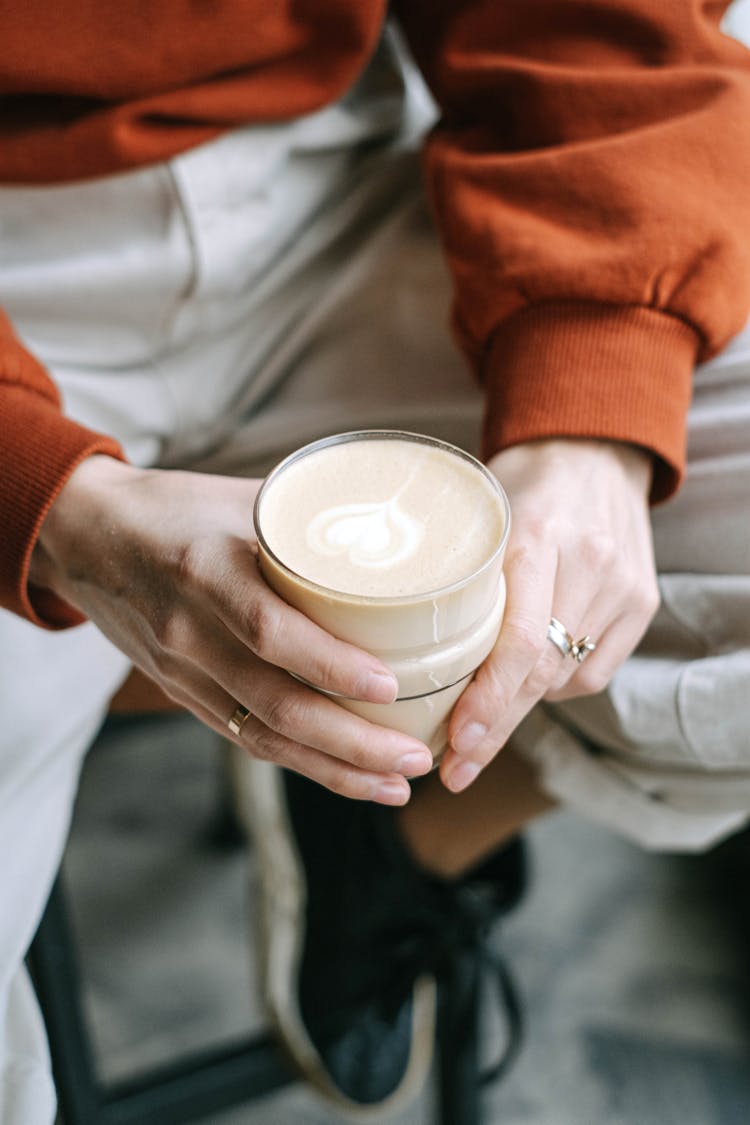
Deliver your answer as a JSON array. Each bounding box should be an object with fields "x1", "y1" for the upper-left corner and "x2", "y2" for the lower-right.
[
  {"x1": 27, "y1": 872, "x2": 103, "y2": 1124},
  {"x1": 28, "y1": 823, "x2": 492, "y2": 1123},
  {"x1": 28, "y1": 869, "x2": 296, "y2": 1125}
]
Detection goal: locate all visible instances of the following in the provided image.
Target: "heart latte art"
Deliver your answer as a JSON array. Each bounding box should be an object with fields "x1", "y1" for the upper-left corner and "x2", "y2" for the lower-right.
[
  {"x1": 306, "y1": 499, "x2": 425, "y2": 569},
  {"x1": 257, "y1": 438, "x2": 505, "y2": 598}
]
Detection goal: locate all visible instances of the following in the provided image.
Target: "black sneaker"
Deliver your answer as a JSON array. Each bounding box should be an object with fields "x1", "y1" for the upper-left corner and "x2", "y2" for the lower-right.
[{"x1": 242, "y1": 761, "x2": 525, "y2": 1117}]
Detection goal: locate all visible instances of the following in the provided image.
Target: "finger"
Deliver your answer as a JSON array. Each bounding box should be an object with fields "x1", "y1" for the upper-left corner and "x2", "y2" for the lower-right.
[
  {"x1": 162, "y1": 682, "x2": 413, "y2": 805},
  {"x1": 545, "y1": 604, "x2": 654, "y2": 702},
  {"x1": 234, "y1": 714, "x2": 414, "y2": 805},
  {"x1": 169, "y1": 633, "x2": 434, "y2": 777},
  {"x1": 544, "y1": 560, "x2": 659, "y2": 702},
  {"x1": 525, "y1": 606, "x2": 588, "y2": 697},
  {"x1": 522, "y1": 518, "x2": 639, "y2": 698},
  {"x1": 441, "y1": 542, "x2": 557, "y2": 790},
  {"x1": 445, "y1": 532, "x2": 641, "y2": 783},
  {"x1": 445, "y1": 597, "x2": 648, "y2": 783},
  {"x1": 235, "y1": 664, "x2": 433, "y2": 774},
  {"x1": 442, "y1": 533, "x2": 617, "y2": 790},
  {"x1": 206, "y1": 548, "x2": 399, "y2": 703}
]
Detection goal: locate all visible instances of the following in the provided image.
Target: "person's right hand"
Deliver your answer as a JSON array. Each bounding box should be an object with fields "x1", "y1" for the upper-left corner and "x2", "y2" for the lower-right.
[{"x1": 30, "y1": 455, "x2": 434, "y2": 804}]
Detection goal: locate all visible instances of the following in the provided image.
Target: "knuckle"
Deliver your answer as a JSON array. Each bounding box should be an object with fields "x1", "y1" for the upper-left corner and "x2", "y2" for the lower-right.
[
  {"x1": 352, "y1": 739, "x2": 392, "y2": 772},
  {"x1": 580, "y1": 530, "x2": 617, "y2": 572},
  {"x1": 503, "y1": 616, "x2": 545, "y2": 665},
  {"x1": 475, "y1": 667, "x2": 511, "y2": 716},
  {"x1": 336, "y1": 737, "x2": 369, "y2": 770},
  {"x1": 504, "y1": 542, "x2": 544, "y2": 589},
  {"x1": 263, "y1": 690, "x2": 304, "y2": 736},
  {"x1": 148, "y1": 644, "x2": 178, "y2": 679},
  {"x1": 171, "y1": 537, "x2": 211, "y2": 590},
  {"x1": 239, "y1": 597, "x2": 280, "y2": 656},
  {"x1": 150, "y1": 610, "x2": 190, "y2": 655},
  {"x1": 332, "y1": 768, "x2": 373, "y2": 801},
  {"x1": 310, "y1": 648, "x2": 341, "y2": 692},
  {"x1": 619, "y1": 574, "x2": 659, "y2": 624},
  {"x1": 247, "y1": 726, "x2": 278, "y2": 762},
  {"x1": 524, "y1": 657, "x2": 558, "y2": 699},
  {"x1": 638, "y1": 580, "x2": 661, "y2": 620},
  {"x1": 512, "y1": 516, "x2": 548, "y2": 548}
]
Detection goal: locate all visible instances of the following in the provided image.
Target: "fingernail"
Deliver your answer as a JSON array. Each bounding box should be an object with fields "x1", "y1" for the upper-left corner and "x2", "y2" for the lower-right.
[
  {"x1": 374, "y1": 780, "x2": 411, "y2": 806},
  {"x1": 452, "y1": 721, "x2": 487, "y2": 755},
  {"x1": 363, "y1": 670, "x2": 399, "y2": 703},
  {"x1": 444, "y1": 759, "x2": 481, "y2": 793},
  {"x1": 397, "y1": 751, "x2": 434, "y2": 777}
]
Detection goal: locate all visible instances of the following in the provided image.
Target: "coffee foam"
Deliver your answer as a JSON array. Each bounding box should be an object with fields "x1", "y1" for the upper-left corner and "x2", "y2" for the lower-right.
[{"x1": 258, "y1": 439, "x2": 505, "y2": 597}]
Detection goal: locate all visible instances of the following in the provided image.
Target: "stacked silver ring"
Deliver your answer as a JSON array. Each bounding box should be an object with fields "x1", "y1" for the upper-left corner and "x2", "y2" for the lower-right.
[{"x1": 546, "y1": 617, "x2": 596, "y2": 664}]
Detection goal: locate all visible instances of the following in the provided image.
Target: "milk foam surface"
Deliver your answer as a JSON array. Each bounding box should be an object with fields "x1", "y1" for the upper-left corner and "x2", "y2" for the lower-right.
[{"x1": 258, "y1": 439, "x2": 505, "y2": 597}]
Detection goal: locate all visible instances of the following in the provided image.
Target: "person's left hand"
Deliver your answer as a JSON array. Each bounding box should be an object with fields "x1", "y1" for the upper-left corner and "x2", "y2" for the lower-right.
[{"x1": 439, "y1": 437, "x2": 660, "y2": 793}]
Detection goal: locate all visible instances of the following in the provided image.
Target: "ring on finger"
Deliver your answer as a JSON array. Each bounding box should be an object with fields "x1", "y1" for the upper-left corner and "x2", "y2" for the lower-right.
[
  {"x1": 571, "y1": 635, "x2": 596, "y2": 664},
  {"x1": 546, "y1": 617, "x2": 575, "y2": 658},
  {"x1": 228, "y1": 702, "x2": 252, "y2": 736},
  {"x1": 547, "y1": 618, "x2": 597, "y2": 664}
]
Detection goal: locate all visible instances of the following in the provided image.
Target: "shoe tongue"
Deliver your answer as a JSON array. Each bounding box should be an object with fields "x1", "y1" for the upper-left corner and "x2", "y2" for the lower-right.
[{"x1": 458, "y1": 836, "x2": 527, "y2": 915}]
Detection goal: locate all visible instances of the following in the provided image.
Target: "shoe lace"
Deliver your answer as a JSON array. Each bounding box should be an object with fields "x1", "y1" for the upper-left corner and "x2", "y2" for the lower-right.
[
  {"x1": 442, "y1": 883, "x2": 524, "y2": 1087},
  {"x1": 375, "y1": 878, "x2": 524, "y2": 1088},
  {"x1": 476, "y1": 935, "x2": 524, "y2": 1085}
]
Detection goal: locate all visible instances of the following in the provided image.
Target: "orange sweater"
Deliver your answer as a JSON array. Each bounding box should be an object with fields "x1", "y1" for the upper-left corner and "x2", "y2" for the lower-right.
[{"x1": 2, "y1": 1, "x2": 750, "y2": 627}]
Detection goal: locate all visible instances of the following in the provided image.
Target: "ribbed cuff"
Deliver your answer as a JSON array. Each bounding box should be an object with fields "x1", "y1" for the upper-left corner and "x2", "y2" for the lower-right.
[
  {"x1": 480, "y1": 302, "x2": 698, "y2": 503},
  {"x1": 0, "y1": 385, "x2": 125, "y2": 628}
]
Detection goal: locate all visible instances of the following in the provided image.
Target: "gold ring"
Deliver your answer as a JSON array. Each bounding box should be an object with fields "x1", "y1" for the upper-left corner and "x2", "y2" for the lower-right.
[{"x1": 228, "y1": 703, "x2": 252, "y2": 736}]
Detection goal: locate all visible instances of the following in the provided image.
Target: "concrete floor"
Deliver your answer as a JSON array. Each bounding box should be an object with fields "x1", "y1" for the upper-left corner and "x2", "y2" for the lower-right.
[{"x1": 59, "y1": 712, "x2": 750, "y2": 1125}]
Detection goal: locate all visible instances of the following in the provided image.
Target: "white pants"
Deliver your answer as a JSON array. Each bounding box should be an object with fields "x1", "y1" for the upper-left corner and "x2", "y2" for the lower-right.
[{"x1": 1, "y1": 42, "x2": 749, "y2": 1123}]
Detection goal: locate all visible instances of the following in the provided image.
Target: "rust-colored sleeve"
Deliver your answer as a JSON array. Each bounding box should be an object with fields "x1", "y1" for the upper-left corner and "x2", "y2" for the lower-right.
[
  {"x1": 0, "y1": 311, "x2": 125, "y2": 627},
  {"x1": 396, "y1": 0, "x2": 750, "y2": 499}
]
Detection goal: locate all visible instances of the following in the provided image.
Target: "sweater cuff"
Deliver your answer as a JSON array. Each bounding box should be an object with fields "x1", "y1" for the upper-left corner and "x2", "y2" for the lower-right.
[
  {"x1": 0, "y1": 385, "x2": 125, "y2": 628},
  {"x1": 479, "y1": 303, "x2": 698, "y2": 503}
]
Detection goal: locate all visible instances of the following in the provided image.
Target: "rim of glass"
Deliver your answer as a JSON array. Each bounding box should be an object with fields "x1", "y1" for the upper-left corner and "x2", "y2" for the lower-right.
[{"x1": 253, "y1": 430, "x2": 511, "y2": 605}]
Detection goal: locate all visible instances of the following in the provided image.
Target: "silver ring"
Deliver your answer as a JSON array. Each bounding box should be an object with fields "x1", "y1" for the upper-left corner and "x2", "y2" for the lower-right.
[
  {"x1": 546, "y1": 617, "x2": 575, "y2": 658},
  {"x1": 228, "y1": 703, "x2": 252, "y2": 736},
  {"x1": 571, "y1": 636, "x2": 597, "y2": 664}
]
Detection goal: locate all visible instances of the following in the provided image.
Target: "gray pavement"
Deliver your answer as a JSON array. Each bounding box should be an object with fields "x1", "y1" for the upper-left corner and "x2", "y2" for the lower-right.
[{"x1": 59, "y1": 713, "x2": 750, "y2": 1124}]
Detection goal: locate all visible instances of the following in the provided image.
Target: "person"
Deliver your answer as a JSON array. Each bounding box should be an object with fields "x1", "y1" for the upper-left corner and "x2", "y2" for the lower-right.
[{"x1": 2, "y1": 1, "x2": 749, "y2": 1120}]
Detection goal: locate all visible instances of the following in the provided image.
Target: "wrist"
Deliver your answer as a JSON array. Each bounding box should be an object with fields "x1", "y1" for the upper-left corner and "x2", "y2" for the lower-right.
[
  {"x1": 30, "y1": 454, "x2": 139, "y2": 595},
  {"x1": 488, "y1": 438, "x2": 653, "y2": 500}
]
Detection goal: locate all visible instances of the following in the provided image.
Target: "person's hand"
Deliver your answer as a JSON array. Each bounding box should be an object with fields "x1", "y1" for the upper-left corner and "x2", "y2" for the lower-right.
[
  {"x1": 439, "y1": 438, "x2": 660, "y2": 793},
  {"x1": 30, "y1": 456, "x2": 434, "y2": 803}
]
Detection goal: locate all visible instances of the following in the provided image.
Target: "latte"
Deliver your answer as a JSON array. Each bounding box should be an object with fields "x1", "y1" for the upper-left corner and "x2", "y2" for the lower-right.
[
  {"x1": 257, "y1": 437, "x2": 504, "y2": 598},
  {"x1": 254, "y1": 431, "x2": 510, "y2": 760}
]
